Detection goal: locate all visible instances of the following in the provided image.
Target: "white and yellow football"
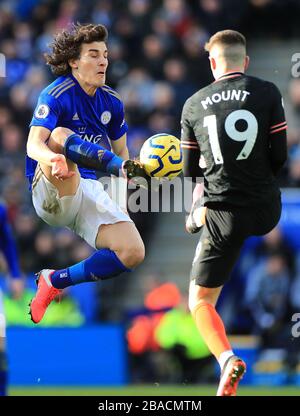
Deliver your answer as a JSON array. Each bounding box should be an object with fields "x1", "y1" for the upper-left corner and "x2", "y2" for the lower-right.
[{"x1": 140, "y1": 133, "x2": 183, "y2": 179}]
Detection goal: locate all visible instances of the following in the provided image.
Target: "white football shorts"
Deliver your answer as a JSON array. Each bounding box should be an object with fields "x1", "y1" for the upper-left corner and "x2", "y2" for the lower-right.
[{"x1": 31, "y1": 166, "x2": 132, "y2": 249}]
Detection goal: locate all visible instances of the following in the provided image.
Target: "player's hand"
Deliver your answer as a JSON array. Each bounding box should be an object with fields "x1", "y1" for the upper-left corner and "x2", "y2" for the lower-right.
[
  {"x1": 199, "y1": 206, "x2": 207, "y2": 225},
  {"x1": 51, "y1": 154, "x2": 75, "y2": 180},
  {"x1": 186, "y1": 183, "x2": 206, "y2": 234}
]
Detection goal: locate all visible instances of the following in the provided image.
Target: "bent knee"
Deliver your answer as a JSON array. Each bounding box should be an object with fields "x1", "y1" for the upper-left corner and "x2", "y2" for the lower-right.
[
  {"x1": 188, "y1": 296, "x2": 210, "y2": 313},
  {"x1": 51, "y1": 127, "x2": 75, "y2": 140},
  {"x1": 49, "y1": 127, "x2": 75, "y2": 150},
  {"x1": 118, "y1": 243, "x2": 145, "y2": 269},
  {"x1": 188, "y1": 282, "x2": 221, "y2": 312}
]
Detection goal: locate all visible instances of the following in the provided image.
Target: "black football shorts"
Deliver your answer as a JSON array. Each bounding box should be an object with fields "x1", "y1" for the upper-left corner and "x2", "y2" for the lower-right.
[{"x1": 190, "y1": 196, "x2": 281, "y2": 288}]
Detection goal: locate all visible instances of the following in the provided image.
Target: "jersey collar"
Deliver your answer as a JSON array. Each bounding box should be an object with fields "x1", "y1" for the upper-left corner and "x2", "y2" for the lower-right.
[
  {"x1": 70, "y1": 73, "x2": 98, "y2": 98},
  {"x1": 214, "y1": 71, "x2": 244, "y2": 82}
]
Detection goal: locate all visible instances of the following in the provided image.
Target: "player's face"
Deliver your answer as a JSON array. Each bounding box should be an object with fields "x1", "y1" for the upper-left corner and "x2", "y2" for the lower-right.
[{"x1": 74, "y1": 41, "x2": 108, "y2": 88}]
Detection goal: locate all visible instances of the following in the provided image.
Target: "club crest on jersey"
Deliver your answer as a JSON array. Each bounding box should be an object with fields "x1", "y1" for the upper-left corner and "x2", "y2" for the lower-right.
[
  {"x1": 35, "y1": 104, "x2": 50, "y2": 119},
  {"x1": 101, "y1": 111, "x2": 111, "y2": 125}
]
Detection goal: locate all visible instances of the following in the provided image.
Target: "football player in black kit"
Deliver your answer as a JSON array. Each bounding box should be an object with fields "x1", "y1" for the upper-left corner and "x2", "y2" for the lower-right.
[{"x1": 181, "y1": 30, "x2": 287, "y2": 396}]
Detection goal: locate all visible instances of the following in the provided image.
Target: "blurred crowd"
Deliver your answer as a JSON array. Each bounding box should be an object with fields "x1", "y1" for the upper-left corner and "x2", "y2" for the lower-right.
[{"x1": 0, "y1": 0, "x2": 300, "y2": 335}]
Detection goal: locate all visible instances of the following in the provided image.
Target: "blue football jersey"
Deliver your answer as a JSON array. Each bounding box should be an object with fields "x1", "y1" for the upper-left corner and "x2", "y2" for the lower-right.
[{"x1": 26, "y1": 74, "x2": 128, "y2": 188}]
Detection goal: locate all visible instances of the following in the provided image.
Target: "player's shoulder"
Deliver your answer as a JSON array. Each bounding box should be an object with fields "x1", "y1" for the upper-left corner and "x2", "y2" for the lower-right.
[
  {"x1": 182, "y1": 89, "x2": 200, "y2": 111},
  {"x1": 244, "y1": 74, "x2": 280, "y2": 90},
  {"x1": 100, "y1": 84, "x2": 123, "y2": 103},
  {"x1": 182, "y1": 84, "x2": 213, "y2": 116},
  {"x1": 230, "y1": 74, "x2": 283, "y2": 102},
  {"x1": 189, "y1": 74, "x2": 280, "y2": 101},
  {"x1": 41, "y1": 75, "x2": 76, "y2": 100},
  {"x1": 184, "y1": 80, "x2": 219, "y2": 107}
]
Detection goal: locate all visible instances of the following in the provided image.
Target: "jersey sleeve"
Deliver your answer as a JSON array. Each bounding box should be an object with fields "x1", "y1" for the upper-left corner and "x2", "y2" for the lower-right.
[
  {"x1": 180, "y1": 100, "x2": 202, "y2": 181},
  {"x1": 107, "y1": 98, "x2": 129, "y2": 141},
  {"x1": 180, "y1": 100, "x2": 199, "y2": 151},
  {"x1": 29, "y1": 92, "x2": 61, "y2": 131},
  {"x1": 268, "y1": 83, "x2": 287, "y2": 175},
  {"x1": 269, "y1": 83, "x2": 287, "y2": 135}
]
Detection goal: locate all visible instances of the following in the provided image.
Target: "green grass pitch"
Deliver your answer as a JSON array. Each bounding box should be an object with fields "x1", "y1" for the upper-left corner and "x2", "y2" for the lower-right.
[{"x1": 8, "y1": 385, "x2": 300, "y2": 396}]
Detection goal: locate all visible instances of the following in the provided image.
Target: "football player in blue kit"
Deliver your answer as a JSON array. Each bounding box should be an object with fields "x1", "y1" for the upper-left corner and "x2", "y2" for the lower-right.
[{"x1": 27, "y1": 23, "x2": 146, "y2": 323}]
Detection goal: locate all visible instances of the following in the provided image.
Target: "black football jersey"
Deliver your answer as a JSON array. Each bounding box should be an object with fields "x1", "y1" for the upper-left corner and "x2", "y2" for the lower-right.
[{"x1": 181, "y1": 72, "x2": 287, "y2": 207}]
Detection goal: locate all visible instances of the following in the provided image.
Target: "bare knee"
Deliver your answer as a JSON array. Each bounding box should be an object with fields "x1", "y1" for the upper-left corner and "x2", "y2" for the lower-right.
[
  {"x1": 48, "y1": 127, "x2": 75, "y2": 152},
  {"x1": 97, "y1": 222, "x2": 145, "y2": 268},
  {"x1": 117, "y1": 242, "x2": 145, "y2": 269}
]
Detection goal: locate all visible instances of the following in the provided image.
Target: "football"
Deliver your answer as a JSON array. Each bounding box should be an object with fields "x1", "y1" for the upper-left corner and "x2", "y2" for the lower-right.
[{"x1": 140, "y1": 133, "x2": 183, "y2": 179}]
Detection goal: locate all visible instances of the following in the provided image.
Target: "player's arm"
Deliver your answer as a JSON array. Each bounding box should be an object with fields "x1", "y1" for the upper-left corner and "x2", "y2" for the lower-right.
[
  {"x1": 108, "y1": 134, "x2": 129, "y2": 212},
  {"x1": 27, "y1": 95, "x2": 60, "y2": 165},
  {"x1": 269, "y1": 84, "x2": 288, "y2": 176},
  {"x1": 109, "y1": 133, "x2": 129, "y2": 160},
  {"x1": 181, "y1": 100, "x2": 206, "y2": 231},
  {"x1": 27, "y1": 95, "x2": 75, "y2": 180},
  {"x1": 182, "y1": 145, "x2": 203, "y2": 181},
  {"x1": 106, "y1": 95, "x2": 149, "y2": 186},
  {"x1": 27, "y1": 125, "x2": 56, "y2": 166},
  {"x1": 106, "y1": 101, "x2": 132, "y2": 209},
  {"x1": 180, "y1": 100, "x2": 203, "y2": 182},
  {"x1": 27, "y1": 126, "x2": 74, "y2": 180},
  {"x1": 107, "y1": 95, "x2": 129, "y2": 159}
]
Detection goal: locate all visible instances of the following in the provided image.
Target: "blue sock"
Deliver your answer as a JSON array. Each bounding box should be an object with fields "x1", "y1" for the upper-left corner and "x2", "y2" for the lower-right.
[
  {"x1": 64, "y1": 133, "x2": 124, "y2": 175},
  {"x1": 50, "y1": 248, "x2": 131, "y2": 289}
]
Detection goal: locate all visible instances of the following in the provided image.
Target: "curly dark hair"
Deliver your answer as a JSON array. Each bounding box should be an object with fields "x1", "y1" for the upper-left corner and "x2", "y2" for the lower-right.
[{"x1": 45, "y1": 23, "x2": 108, "y2": 76}]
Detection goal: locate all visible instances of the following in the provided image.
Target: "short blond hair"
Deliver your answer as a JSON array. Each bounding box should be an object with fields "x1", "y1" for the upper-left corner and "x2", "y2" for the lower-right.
[{"x1": 205, "y1": 30, "x2": 246, "y2": 53}]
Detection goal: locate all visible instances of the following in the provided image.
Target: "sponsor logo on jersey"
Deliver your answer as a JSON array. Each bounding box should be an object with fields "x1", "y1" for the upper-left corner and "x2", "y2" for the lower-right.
[
  {"x1": 101, "y1": 110, "x2": 111, "y2": 125},
  {"x1": 35, "y1": 104, "x2": 50, "y2": 119},
  {"x1": 79, "y1": 133, "x2": 103, "y2": 144}
]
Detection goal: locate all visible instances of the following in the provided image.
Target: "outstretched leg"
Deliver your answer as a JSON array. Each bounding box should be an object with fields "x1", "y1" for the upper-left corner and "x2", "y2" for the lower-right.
[
  {"x1": 30, "y1": 222, "x2": 145, "y2": 324},
  {"x1": 46, "y1": 127, "x2": 148, "y2": 182},
  {"x1": 189, "y1": 281, "x2": 246, "y2": 396},
  {"x1": 30, "y1": 127, "x2": 146, "y2": 323}
]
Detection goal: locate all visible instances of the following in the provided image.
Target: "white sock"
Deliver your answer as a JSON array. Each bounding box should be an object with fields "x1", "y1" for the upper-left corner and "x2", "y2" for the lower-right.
[{"x1": 218, "y1": 350, "x2": 234, "y2": 370}]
